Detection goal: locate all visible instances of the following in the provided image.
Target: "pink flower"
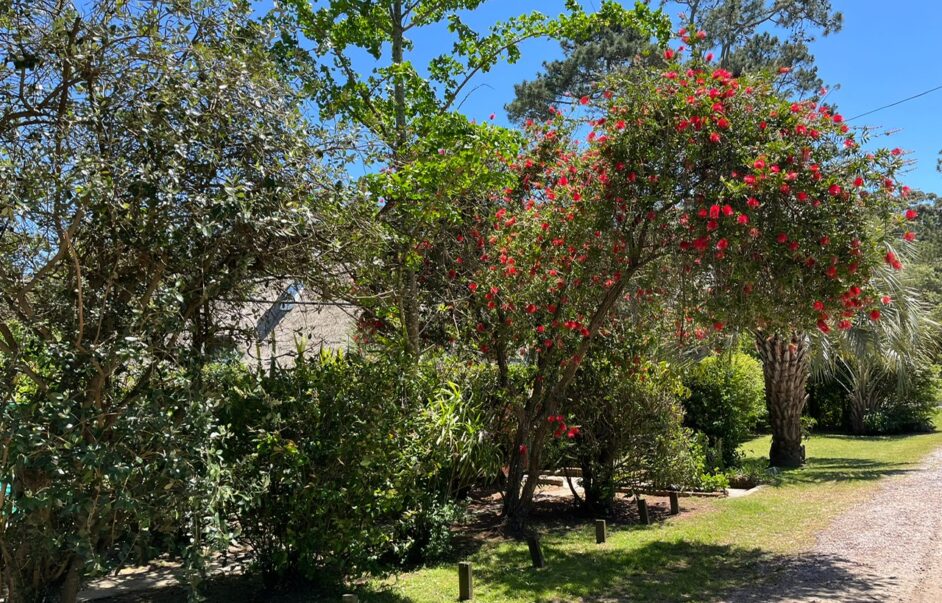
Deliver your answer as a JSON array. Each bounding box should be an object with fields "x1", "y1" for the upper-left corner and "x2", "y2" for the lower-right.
[
  {"x1": 579, "y1": 96, "x2": 589, "y2": 105},
  {"x1": 905, "y1": 209, "x2": 918, "y2": 220},
  {"x1": 869, "y1": 309, "x2": 881, "y2": 321},
  {"x1": 716, "y1": 238, "x2": 729, "y2": 251},
  {"x1": 903, "y1": 231, "x2": 916, "y2": 242},
  {"x1": 709, "y1": 132, "x2": 721, "y2": 143}
]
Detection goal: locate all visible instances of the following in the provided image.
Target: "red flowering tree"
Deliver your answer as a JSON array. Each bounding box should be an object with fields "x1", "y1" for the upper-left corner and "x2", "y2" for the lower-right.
[{"x1": 456, "y1": 49, "x2": 905, "y2": 528}]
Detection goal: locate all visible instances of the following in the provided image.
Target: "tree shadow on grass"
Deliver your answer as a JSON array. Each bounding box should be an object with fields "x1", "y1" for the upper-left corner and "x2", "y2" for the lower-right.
[
  {"x1": 775, "y1": 457, "x2": 914, "y2": 485},
  {"x1": 359, "y1": 539, "x2": 896, "y2": 602},
  {"x1": 87, "y1": 571, "x2": 414, "y2": 603}
]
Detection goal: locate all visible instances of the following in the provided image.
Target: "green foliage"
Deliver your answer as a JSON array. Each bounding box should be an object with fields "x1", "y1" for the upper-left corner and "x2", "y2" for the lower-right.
[
  {"x1": 563, "y1": 355, "x2": 704, "y2": 514},
  {"x1": 697, "y1": 470, "x2": 731, "y2": 492},
  {"x1": 281, "y1": 0, "x2": 668, "y2": 129},
  {"x1": 220, "y1": 351, "x2": 502, "y2": 587},
  {"x1": 809, "y1": 362, "x2": 941, "y2": 436},
  {"x1": 807, "y1": 374, "x2": 847, "y2": 430},
  {"x1": 723, "y1": 458, "x2": 781, "y2": 489},
  {"x1": 0, "y1": 0, "x2": 341, "y2": 598},
  {"x1": 903, "y1": 191, "x2": 942, "y2": 329},
  {"x1": 862, "y1": 362, "x2": 940, "y2": 434},
  {"x1": 1, "y1": 332, "x2": 236, "y2": 601},
  {"x1": 272, "y1": 0, "x2": 668, "y2": 355},
  {"x1": 683, "y1": 353, "x2": 766, "y2": 467},
  {"x1": 812, "y1": 261, "x2": 940, "y2": 435}
]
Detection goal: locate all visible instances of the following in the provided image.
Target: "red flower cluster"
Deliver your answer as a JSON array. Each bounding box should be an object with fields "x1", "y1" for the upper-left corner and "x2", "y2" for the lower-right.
[
  {"x1": 456, "y1": 45, "x2": 906, "y2": 375},
  {"x1": 548, "y1": 414, "x2": 580, "y2": 439}
]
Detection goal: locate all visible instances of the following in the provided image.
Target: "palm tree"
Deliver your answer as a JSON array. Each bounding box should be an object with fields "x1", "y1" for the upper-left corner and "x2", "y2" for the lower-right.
[{"x1": 812, "y1": 257, "x2": 939, "y2": 435}]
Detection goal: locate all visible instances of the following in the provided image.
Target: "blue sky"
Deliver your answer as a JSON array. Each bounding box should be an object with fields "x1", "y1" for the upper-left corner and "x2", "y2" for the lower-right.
[{"x1": 392, "y1": 0, "x2": 942, "y2": 194}]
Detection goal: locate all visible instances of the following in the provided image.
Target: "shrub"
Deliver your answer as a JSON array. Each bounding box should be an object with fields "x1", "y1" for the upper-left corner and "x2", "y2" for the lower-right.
[
  {"x1": 1, "y1": 345, "x2": 234, "y2": 602},
  {"x1": 562, "y1": 356, "x2": 704, "y2": 515},
  {"x1": 807, "y1": 374, "x2": 848, "y2": 431},
  {"x1": 724, "y1": 459, "x2": 781, "y2": 489},
  {"x1": 863, "y1": 363, "x2": 940, "y2": 434},
  {"x1": 683, "y1": 352, "x2": 766, "y2": 468},
  {"x1": 807, "y1": 361, "x2": 939, "y2": 436},
  {"x1": 218, "y1": 350, "x2": 502, "y2": 588}
]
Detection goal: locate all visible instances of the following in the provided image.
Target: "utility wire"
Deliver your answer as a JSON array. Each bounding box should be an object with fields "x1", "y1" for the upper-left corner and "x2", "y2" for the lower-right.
[{"x1": 848, "y1": 83, "x2": 942, "y2": 122}]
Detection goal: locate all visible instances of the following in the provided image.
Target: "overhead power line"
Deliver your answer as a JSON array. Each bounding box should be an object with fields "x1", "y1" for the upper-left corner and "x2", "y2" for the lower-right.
[{"x1": 848, "y1": 83, "x2": 942, "y2": 122}]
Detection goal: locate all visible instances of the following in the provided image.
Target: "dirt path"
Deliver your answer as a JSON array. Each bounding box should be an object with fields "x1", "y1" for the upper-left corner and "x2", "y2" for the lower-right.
[{"x1": 727, "y1": 447, "x2": 942, "y2": 602}]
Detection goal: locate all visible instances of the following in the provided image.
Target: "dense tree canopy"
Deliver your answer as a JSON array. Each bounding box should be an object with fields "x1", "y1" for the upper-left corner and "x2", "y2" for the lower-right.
[
  {"x1": 0, "y1": 0, "x2": 343, "y2": 598},
  {"x1": 275, "y1": 0, "x2": 670, "y2": 354},
  {"x1": 454, "y1": 47, "x2": 905, "y2": 522}
]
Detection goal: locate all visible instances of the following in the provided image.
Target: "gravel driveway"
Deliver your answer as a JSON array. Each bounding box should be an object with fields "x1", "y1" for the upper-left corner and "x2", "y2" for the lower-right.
[{"x1": 726, "y1": 446, "x2": 942, "y2": 602}]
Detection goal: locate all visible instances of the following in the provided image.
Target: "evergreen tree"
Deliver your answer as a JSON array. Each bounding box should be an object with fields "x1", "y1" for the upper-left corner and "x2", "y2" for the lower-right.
[{"x1": 507, "y1": 0, "x2": 842, "y2": 123}]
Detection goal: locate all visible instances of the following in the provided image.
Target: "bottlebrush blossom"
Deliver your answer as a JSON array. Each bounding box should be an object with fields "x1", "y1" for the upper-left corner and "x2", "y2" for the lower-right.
[{"x1": 450, "y1": 46, "x2": 906, "y2": 521}]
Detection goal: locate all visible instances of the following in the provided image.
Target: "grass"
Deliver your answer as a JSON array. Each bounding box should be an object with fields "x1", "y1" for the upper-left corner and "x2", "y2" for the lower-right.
[{"x1": 361, "y1": 412, "x2": 942, "y2": 602}]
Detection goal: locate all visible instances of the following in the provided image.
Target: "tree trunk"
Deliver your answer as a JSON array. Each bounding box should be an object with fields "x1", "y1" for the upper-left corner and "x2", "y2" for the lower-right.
[
  {"x1": 58, "y1": 556, "x2": 83, "y2": 603},
  {"x1": 579, "y1": 447, "x2": 615, "y2": 517},
  {"x1": 501, "y1": 280, "x2": 631, "y2": 531},
  {"x1": 848, "y1": 393, "x2": 866, "y2": 435},
  {"x1": 756, "y1": 332, "x2": 809, "y2": 468},
  {"x1": 502, "y1": 405, "x2": 553, "y2": 534}
]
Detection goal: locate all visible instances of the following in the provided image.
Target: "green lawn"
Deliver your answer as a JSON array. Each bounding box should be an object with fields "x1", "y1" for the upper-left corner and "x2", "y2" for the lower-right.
[{"x1": 362, "y1": 413, "x2": 942, "y2": 602}]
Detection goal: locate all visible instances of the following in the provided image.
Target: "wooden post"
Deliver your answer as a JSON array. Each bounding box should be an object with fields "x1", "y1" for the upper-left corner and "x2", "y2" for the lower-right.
[
  {"x1": 526, "y1": 535, "x2": 546, "y2": 568},
  {"x1": 595, "y1": 519, "x2": 607, "y2": 544},
  {"x1": 342, "y1": 595, "x2": 358, "y2": 603},
  {"x1": 637, "y1": 498, "x2": 650, "y2": 525},
  {"x1": 669, "y1": 491, "x2": 680, "y2": 515},
  {"x1": 458, "y1": 562, "x2": 473, "y2": 601}
]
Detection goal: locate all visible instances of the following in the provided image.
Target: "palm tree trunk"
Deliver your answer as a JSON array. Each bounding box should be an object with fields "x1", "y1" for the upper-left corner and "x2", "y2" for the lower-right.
[{"x1": 756, "y1": 332, "x2": 810, "y2": 468}]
